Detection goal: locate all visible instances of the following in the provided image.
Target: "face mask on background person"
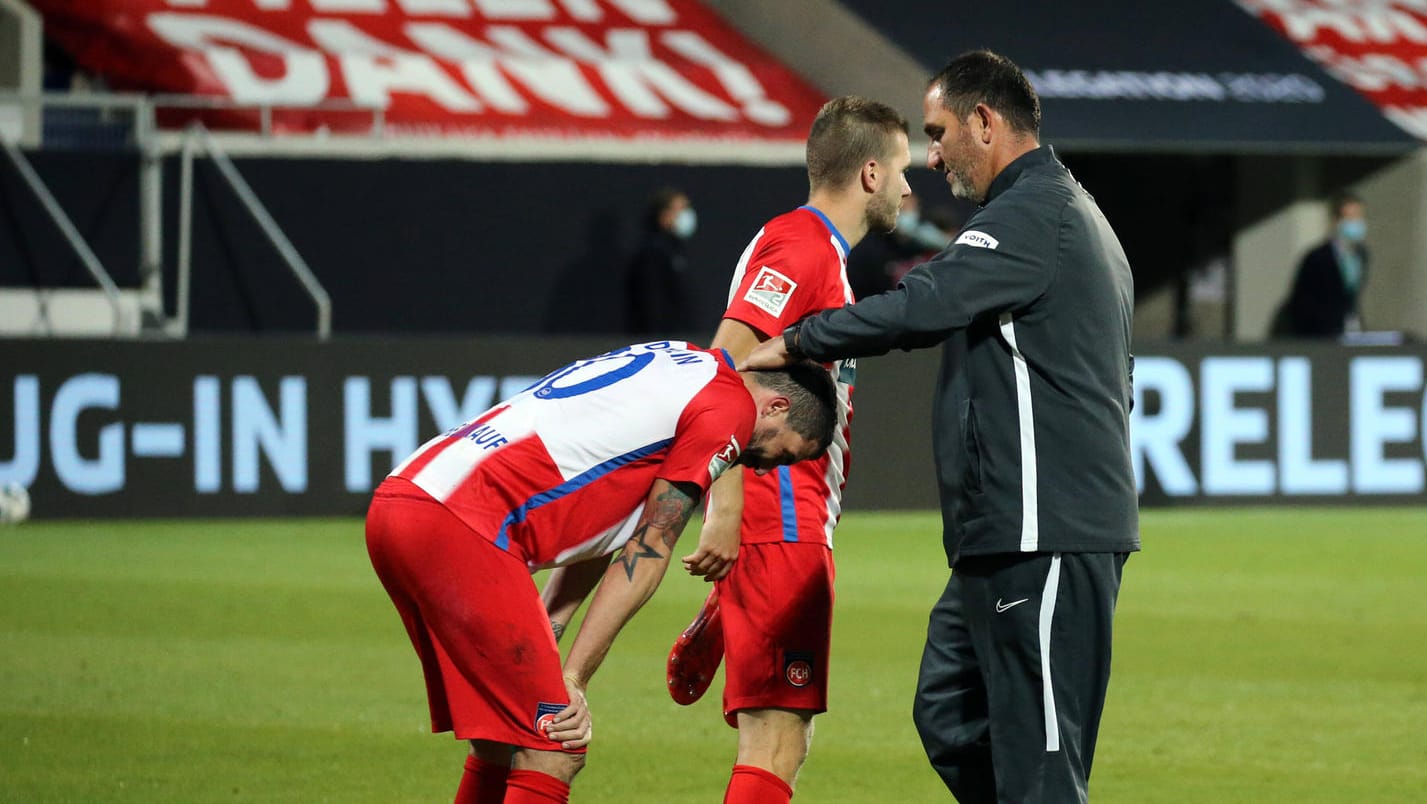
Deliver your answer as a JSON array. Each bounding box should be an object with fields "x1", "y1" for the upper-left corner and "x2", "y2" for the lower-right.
[
  {"x1": 673, "y1": 207, "x2": 698, "y2": 239},
  {"x1": 896, "y1": 210, "x2": 920, "y2": 232},
  {"x1": 1337, "y1": 218, "x2": 1367, "y2": 244}
]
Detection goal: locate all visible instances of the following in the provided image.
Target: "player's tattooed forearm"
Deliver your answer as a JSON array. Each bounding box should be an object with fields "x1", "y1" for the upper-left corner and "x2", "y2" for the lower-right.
[
  {"x1": 551, "y1": 620, "x2": 566, "y2": 642},
  {"x1": 647, "y1": 484, "x2": 698, "y2": 549},
  {"x1": 617, "y1": 527, "x2": 664, "y2": 580}
]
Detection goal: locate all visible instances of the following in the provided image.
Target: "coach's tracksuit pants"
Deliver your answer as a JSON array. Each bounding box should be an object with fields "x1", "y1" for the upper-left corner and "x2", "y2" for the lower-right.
[{"x1": 913, "y1": 551, "x2": 1128, "y2": 804}]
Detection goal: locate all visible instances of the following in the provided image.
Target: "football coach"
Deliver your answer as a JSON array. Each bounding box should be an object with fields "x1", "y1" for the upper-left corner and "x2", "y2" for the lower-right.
[{"x1": 743, "y1": 49, "x2": 1140, "y2": 803}]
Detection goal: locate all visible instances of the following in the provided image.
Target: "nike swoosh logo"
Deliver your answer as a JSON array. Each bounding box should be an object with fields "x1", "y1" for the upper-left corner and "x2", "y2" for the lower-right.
[{"x1": 995, "y1": 597, "x2": 1029, "y2": 613}]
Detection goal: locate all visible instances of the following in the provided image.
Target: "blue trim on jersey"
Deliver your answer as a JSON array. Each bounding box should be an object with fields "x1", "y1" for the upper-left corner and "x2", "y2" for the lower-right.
[
  {"x1": 778, "y1": 465, "x2": 800, "y2": 542},
  {"x1": 718, "y1": 348, "x2": 735, "y2": 369},
  {"x1": 799, "y1": 205, "x2": 850, "y2": 256},
  {"x1": 494, "y1": 438, "x2": 674, "y2": 551}
]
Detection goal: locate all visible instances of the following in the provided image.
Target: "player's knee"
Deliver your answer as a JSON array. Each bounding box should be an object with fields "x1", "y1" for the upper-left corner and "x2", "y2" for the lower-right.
[
  {"x1": 512, "y1": 747, "x2": 586, "y2": 784},
  {"x1": 735, "y1": 709, "x2": 814, "y2": 780}
]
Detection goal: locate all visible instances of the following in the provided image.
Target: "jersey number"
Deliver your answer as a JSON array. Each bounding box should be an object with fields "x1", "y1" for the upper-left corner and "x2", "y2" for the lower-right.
[{"x1": 531, "y1": 346, "x2": 655, "y2": 399}]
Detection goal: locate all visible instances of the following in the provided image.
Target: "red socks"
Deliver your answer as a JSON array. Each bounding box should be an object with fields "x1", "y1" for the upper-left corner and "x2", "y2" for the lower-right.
[
  {"x1": 724, "y1": 764, "x2": 793, "y2": 804},
  {"x1": 503, "y1": 769, "x2": 571, "y2": 803},
  {"x1": 454, "y1": 754, "x2": 510, "y2": 804}
]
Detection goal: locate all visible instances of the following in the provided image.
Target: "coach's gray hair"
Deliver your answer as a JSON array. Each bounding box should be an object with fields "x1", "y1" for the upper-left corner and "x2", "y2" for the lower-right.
[{"x1": 749, "y1": 360, "x2": 838, "y2": 453}]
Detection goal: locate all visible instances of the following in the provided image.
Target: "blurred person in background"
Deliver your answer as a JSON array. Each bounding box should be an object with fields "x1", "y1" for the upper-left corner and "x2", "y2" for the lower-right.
[
  {"x1": 626, "y1": 187, "x2": 698, "y2": 335},
  {"x1": 1276, "y1": 192, "x2": 1369, "y2": 338}
]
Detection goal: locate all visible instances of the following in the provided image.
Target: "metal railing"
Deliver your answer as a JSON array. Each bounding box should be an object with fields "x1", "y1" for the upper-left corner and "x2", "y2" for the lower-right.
[
  {"x1": 0, "y1": 92, "x2": 335, "y2": 339},
  {"x1": 0, "y1": 136, "x2": 129, "y2": 335},
  {"x1": 177, "y1": 123, "x2": 332, "y2": 340}
]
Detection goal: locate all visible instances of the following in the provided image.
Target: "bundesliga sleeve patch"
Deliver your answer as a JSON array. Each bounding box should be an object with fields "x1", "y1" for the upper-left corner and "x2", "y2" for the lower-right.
[
  {"x1": 707, "y1": 436, "x2": 741, "y2": 483},
  {"x1": 742, "y1": 266, "x2": 799, "y2": 317},
  {"x1": 955, "y1": 230, "x2": 999, "y2": 249}
]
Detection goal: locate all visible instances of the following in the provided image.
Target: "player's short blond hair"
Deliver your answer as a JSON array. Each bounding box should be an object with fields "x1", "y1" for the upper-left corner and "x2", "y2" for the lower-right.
[{"x1": 806, "y1": 96, "x2": 908, "y2": 193}]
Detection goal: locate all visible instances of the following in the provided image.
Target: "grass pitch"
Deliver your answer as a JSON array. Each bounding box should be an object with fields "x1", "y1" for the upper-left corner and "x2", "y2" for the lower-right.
[{"x1": 2, "y1": 509, "x2": 1425, "y2": 802}]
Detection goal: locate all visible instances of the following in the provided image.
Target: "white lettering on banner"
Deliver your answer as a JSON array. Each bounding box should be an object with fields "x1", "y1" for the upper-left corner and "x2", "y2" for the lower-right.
[
  {"x1": 11, "y1": 355, "x2": 1424, "y2": 506},
  {"x1": 1242, "y1": 2, "x2": 1427, "y2": 139},
  {"x1": 344, "y1": 377, "x2": 419, "y2": 491},
  {"x1": 162, "y1": 0, "x2": 677, "y2": 20},
  {"x1": 474, "y1": 0, "x2": 556, "y2": 19},
  {"x1": 309, "y1": 18, "x2": 405, "y2": 54},
  {"x1": 1385, "y1": 105, "x2": 1427, "y2": 138},
  {"x1": 398, "y1": 0, "x2": 473, "y2": 17},
  {"x1": 421, "y1": 376, "x2": 496, "y2": 431},
  {"x1": 1130, "y1": 357, "x2": 1198, "y2": 495},
  {"x1": 312, "y1": 0, "x2": 387, "y2": 13},
  {"x1": 306, "y1": 20, "x2": 485, "y2": 110},
  {"x1": 209, "y1": 47, "x2": 330, "y2": 104},
  {"x1": 143, "y1": 7, "x2": 792, "y2": 128},
  {"x1": 546, "y1": 27, "x2": 736, "y2": 120},
  {"x1": 1277, "y1": 358, "x2": 1348, "y2": 494},
  {"x1": 1311, "y1": 47, "x2": 1427, "y2": 92},
  {"x1": 232, "y1": 377, "x2": 308, "y2": 493},
  {"x1": 1265, "y1": 6, "x2": 1427, "y2": 44},
  {"x1": 0, "y1": 372, "x2": 544, "y2": 500},
  {"x1": 1026, "y1": 69, "x2": 1324, "y2": 103},
  {"x1": 1350, "y1": 356, "x2": 1424, "y2": 493},
  {"x1": 341, "y1": 375, "x2": 536, "y2": 491},
  {"x1": 1200, "y1": 357, "x2": 1276, "y2": 495},
  {"x1": 195, "y1": 376, "x2": 222, "y2": 492},
  {"x1": 406, "y1": 24, "x2": 530, "y2": 113},
  {"x1": 1, "y1": 375, "x2": 39, "y2": 486},
  {"x1": 148, "y1": 14, "x2": 330, "y2": 104},
  {"x1": 163, "y1": 0, "x2": 293, "y2": 8},
  {"x1": 408, "y1": 25, "x2": 610, "y2": 115},
  {"x1": 661, "y1": 31, "x2": 789, "y2": 125},
  {"x1": 341, "y1": 52, "x2": 484, "y2": 110},
  {"x1": 1131, "y1": 353, "x2": 1427, "y2": 497},
  {"x1": 50, "y1": 375, "x2": 125, "y2": 495}
]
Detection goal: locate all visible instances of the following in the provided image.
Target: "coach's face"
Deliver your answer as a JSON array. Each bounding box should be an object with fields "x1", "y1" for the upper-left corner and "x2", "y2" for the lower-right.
[
  {"x1": 923, "y1": 85, "x2": 986, "y2": 203},
  {"x1": 741, "y1": 423, "x2": 819, "y2": 476}
]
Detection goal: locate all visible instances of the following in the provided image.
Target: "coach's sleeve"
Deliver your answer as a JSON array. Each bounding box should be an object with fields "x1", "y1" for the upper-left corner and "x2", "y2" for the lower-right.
[{"x1": 797, "y1": 198, "x2": 1061, "y2": 361}]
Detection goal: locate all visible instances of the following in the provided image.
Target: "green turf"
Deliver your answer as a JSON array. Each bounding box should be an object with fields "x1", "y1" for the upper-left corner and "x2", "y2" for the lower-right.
[{"x1": 2, "y1": 509, "x2": 1425, "y2": 802}]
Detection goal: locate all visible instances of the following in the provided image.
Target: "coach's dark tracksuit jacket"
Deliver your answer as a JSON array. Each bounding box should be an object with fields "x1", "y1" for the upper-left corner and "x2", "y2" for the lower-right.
[{"x1": 791, "y1": 146, "x2": 1140, "y2": 566}]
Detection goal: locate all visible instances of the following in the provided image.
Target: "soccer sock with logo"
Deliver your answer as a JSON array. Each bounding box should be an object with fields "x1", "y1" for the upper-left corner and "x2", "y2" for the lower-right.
[
  {"x1": 454, "y1": 754, "x2": 509, "y2": 804},
  {"x1": 502, "y1": 769, "x2": 570, "y2": 803},
  {"x1": 723, "y1": 764, "x2": 793, "y2": 804}
]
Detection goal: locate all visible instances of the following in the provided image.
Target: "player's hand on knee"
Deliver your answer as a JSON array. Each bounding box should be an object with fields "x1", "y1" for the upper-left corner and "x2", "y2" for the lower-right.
[
  {"x1": 546, "y1": 675, "x2": 592, "y2": 749},
  {"x1": 682, "y1": 521, "x2": 739, "y2": 581}
]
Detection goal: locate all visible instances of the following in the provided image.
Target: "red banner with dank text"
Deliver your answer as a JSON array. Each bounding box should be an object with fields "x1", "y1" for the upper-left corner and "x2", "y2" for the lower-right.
[
  {"x1": 1240, "y1": 0, "x2": 1427, "y2": 140},
  {"x1": 32, "y1": 0, "x2": 828, "y2": 140}
]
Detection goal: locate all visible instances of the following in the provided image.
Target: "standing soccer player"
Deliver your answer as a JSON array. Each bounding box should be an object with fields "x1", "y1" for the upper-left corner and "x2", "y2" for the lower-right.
[
  {"x1": 672, "y1": 96, "x2": 912, "y2": 803},
  {"x1": 366, "y1": 341, "x2": 837, "y2": 804}
]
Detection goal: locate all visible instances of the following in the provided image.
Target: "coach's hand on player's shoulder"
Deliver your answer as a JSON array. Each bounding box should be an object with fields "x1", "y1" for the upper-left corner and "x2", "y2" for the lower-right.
[
  {"x1": 682, "y1": 518, "x2": 739, "y2": 582},
  {"x1": 545, "y1": 674, "x2": 593, "y2": 750}
]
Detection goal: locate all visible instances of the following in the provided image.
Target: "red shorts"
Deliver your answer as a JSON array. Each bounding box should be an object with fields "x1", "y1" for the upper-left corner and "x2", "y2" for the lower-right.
[
  {"x1": 365, "y1": 478, "x2": 581, "y2": 753},
  {"x1": 717, "y1": 542, "x2": 835, "y2": 727}
]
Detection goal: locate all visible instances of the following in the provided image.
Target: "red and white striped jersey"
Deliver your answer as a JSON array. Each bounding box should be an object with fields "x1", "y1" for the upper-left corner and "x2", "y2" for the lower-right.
[
  {"x1": 390, "y1": 341, "x2": 754, "y2": 570},
  {"x1": 723, "y1": 206, "x2": 855, "y2": 548}
]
